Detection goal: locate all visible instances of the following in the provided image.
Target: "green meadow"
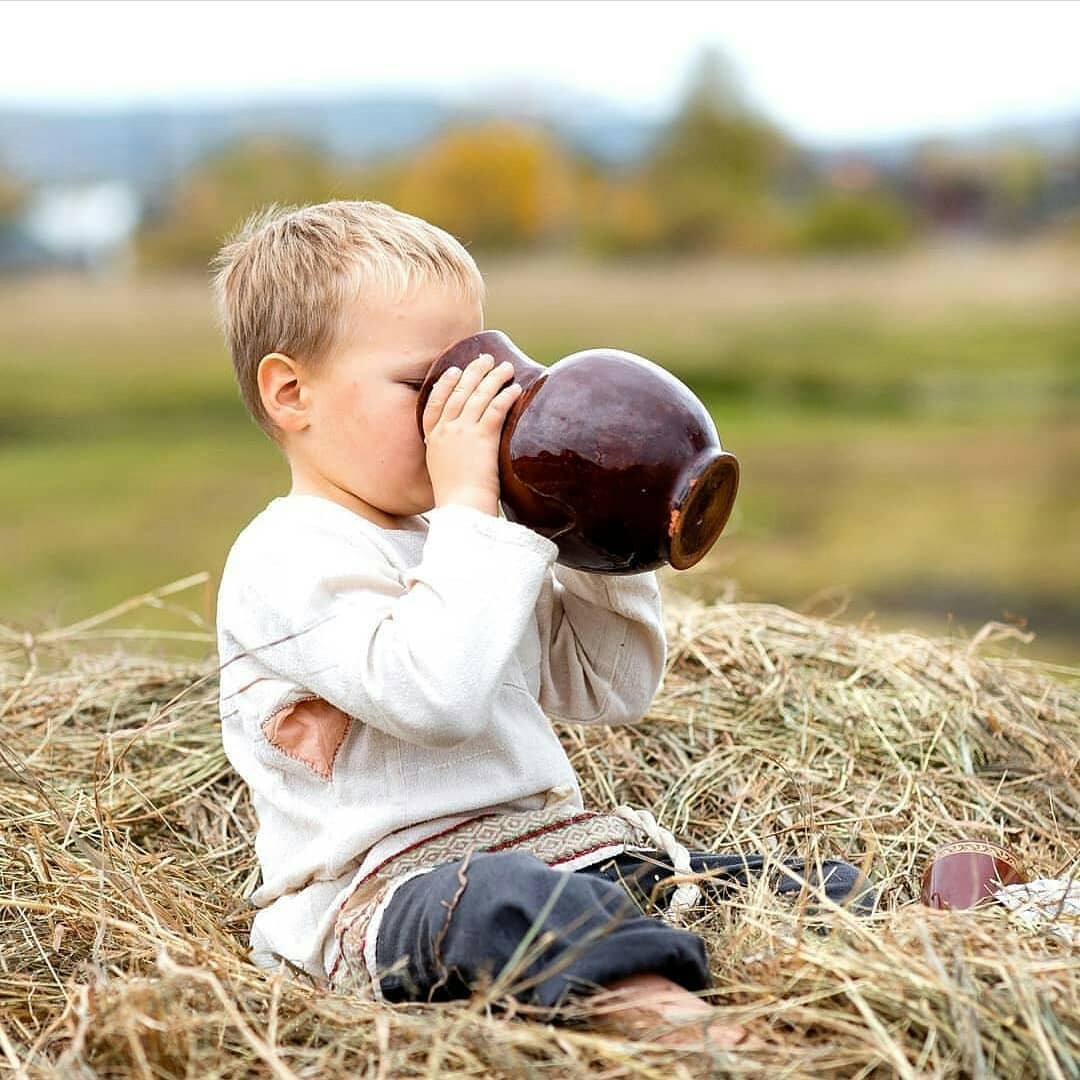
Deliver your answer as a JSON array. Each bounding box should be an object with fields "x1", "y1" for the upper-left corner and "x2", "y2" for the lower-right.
[{"x1": 2, "y1": 243, "x2": 1078, "y2": 663}]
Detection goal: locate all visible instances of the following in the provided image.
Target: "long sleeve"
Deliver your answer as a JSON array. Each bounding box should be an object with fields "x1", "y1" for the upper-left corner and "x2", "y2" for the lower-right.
[
  {"x1": 533, "y1": 564, "x2": 666, "y2": 725},
  {"x1": 224, "y1": 503, "x2": 560, "y2": 750}
]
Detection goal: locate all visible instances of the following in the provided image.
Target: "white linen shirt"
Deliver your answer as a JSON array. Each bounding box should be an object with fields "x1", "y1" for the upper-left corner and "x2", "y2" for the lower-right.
[{"x1": 215, "y1": 493, "x2": 667, "y2": 983}]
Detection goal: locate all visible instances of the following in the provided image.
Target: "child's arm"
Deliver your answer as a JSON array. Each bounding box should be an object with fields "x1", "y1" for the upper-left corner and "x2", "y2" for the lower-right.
[
  {"x1": 421, "y1": 353, "x2": 665, "y2": 728},
  {"x1": 224, "y1": 354, "x2": 551, "y2": 751},
  {"x1": 224, "y1": 505, "x2": 560, "y2": 750},
  {"x1": 533, "y1": 564, "x2": 666, "y2": 726}
]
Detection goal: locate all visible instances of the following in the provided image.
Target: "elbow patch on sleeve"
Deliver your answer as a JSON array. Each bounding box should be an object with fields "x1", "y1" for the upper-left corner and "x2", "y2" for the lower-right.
[{"x1": 261, "y1": 696, "x2": 353, "y2": 780}]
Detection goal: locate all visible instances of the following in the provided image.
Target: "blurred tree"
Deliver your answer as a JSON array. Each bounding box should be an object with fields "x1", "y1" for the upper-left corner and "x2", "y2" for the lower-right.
[
  {"x1": 136, "y1": 135, "x2": 350, "y2": 270},
  {"x1": 391, "y1": 120, "x2": 578, "y2": 250},
  {"x1": 579, "y1": 172, "x2": 666, "y2": 256},
  {"x1": 639, "y1": 46, "x2": 792, "y2": 253},
  {"x1": 0, "y1": 167, "x2": 27, "y2": 220},
  {"x1": 993, "y1": 144, "x2": 1048, "y2": 233},
  {"x1": 793, "y1": 189, "x2": 913, "y2": 251}
]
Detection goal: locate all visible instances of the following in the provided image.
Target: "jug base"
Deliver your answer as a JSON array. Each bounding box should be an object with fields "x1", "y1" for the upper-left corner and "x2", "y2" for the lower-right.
[{"x1": 668, "y1": 453, "x2": 740, "y2": 570}]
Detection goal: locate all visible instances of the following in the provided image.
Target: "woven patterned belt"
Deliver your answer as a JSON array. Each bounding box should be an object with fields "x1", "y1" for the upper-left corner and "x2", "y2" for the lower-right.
[{"x1": 327, "y1": 798, "x2": 651, "y2": 999}]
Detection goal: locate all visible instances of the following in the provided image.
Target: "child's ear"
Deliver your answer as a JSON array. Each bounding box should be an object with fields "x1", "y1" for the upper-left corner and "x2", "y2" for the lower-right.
[{"x1": 258, "y1": 352, "x2": 310, "y2": 432}]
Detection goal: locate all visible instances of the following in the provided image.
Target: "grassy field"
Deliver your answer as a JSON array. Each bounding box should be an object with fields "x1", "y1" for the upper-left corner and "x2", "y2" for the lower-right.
[{"x1": 2, "y1": 241, "x2": 1078, "y2": 662}]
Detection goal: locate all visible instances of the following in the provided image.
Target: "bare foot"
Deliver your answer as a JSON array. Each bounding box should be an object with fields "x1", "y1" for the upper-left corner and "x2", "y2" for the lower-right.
[{"x1": 581, "y1": 973, "x2": 747, "y2": 1049}]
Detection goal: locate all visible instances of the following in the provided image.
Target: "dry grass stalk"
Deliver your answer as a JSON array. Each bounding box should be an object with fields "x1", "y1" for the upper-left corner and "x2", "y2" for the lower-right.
[{"x1": 0, "y1": 580, "x2": 1077, "y2": 1077}]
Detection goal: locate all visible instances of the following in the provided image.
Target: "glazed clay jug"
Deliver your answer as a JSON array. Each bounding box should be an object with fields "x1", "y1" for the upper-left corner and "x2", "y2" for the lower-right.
[{"x1": 415, "y1": 330, "x2": 739, "y2": 574}]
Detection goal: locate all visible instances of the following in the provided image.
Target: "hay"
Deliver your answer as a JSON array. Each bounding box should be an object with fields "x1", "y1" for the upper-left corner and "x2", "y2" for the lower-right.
[{"x1": 1, "y1": 581, "x2": 1077, "y2": 1078}]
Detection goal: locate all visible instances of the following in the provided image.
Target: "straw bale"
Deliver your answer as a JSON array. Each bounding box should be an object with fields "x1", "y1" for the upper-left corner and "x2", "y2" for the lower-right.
[{"x1": 0, "y1": 589, "x2": 1077, "y2": 1078}]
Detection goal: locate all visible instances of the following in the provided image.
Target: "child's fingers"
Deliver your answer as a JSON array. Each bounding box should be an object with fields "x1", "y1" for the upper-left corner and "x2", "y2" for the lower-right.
[
  {"x1": 421, "y1": 366, "x2": 462, "y2": 435},
  {"x1": 438, "y1": 353, "x2": 496, "y2": 422},
  {"x1": 478, "y1": 380, "x2": 523, "y2": 428},
  {"x1": 460, "y1": 360, "x2": 517, "y2": 422}
]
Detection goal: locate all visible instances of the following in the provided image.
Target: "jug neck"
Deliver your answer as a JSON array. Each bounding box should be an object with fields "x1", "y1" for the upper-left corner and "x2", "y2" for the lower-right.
[{"x1": 415, "y1": 330, "x2": 545, "y2": 437}]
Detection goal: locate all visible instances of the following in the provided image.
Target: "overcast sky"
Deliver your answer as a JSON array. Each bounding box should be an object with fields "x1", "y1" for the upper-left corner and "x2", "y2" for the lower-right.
[{"x1": 3, "y1": 0, "x2": 1080, "y2": 145}]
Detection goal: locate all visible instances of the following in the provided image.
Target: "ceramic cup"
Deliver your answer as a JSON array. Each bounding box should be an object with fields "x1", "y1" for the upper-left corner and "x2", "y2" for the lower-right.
[{"x1": 920, "y1": 839, "x2": 1027, "y2": 911}]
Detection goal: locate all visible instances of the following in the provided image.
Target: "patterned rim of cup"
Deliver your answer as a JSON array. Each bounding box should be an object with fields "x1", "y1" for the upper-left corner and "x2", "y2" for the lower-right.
[{"x1": 927, "y1": 839, "x2": 1025, "y2": 871}]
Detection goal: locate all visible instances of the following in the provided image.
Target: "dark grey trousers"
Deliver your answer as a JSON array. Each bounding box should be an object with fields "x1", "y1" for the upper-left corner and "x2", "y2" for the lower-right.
[{"x1": 375, "y1": 848, "x2": 874, "y2": 1010}]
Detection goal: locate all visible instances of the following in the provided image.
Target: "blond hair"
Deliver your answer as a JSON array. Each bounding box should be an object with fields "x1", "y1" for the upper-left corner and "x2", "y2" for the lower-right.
[{"x1": 210, "y1": 200, "x2": 486, "y2": 442}]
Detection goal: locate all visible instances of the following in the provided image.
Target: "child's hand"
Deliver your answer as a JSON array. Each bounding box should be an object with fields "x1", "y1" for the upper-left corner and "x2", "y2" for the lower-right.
[{"x1": 422, "y1": 353, "x2": 522, "y2": 516}]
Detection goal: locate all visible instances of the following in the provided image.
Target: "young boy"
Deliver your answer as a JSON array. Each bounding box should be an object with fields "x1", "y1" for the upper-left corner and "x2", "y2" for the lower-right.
[{"x1": 211, "y1": 200, "x2": 870, "y2": 1046}]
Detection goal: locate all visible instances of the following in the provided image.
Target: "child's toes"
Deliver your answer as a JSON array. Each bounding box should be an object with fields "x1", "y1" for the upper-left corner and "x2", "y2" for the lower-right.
[{"x1": 653, "y1": 1015, "x2": 747, "y2": 1049}]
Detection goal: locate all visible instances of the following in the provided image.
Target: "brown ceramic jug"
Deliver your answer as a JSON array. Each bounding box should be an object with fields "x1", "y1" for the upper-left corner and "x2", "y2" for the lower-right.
[{"x1": 415, "y1": 330, "x2": 740, "y2": 573}]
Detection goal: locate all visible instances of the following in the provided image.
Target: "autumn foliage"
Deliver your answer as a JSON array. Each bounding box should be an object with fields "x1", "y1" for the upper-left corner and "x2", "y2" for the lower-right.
[{"x1": 134, "y1": 47, "x2": 916, "y2": 270}]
